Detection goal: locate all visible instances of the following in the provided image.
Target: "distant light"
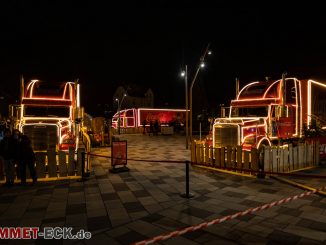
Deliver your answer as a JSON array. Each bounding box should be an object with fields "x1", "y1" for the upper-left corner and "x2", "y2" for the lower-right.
[
  {"x1": 180, "y1": 71, "x2": 185, "y2": 77},
  {"x1": 123, "y1": 93, "x2": 127, "y2": 97},
  {"x1": 200, "y1": 62, "x2": 205, "y2": 68},
  {"x1": 208, "y1": 50, "x2": 212, "y2": 55},
  {"x1": 115, "y1": 98, "x2": 118, "y2": 101}
]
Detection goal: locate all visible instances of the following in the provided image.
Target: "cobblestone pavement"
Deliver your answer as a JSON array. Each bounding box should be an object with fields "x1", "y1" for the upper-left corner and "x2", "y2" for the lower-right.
[{"x1": 1, "y1": 134, "x2": 326, "y2": 244}]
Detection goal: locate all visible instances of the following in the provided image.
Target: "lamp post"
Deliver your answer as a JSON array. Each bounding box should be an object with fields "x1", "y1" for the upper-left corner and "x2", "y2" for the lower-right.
[
  {"x1": 189, "y1": 43, "x2": 211, "y2": 142},
  {"x1": 181, "y1": 65, "x2": 189, "y2": 149},
  {"x1": 115, "y1": 93, "x2": 127, "y2": 135}
]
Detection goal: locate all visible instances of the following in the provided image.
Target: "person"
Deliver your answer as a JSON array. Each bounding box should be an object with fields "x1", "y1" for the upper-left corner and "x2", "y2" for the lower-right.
[
  {"x1": 0, "y1": 129, "x2": 15, "y2": 186},
  {"x1": 142, "y1": 120, "x2": 147, "y2": 134},
  {"x1": 154, "y1": 120, "x2": 159, "y2": 136},
  {"x1": 20, "y1": 135, "x2": 37, "y2": 185},
  {"x1": 149, "y1": 121, "x2": 154, "y2": 136},
  {"x1": 12, "y1": 129, "x2": 21, "y2": 180}
]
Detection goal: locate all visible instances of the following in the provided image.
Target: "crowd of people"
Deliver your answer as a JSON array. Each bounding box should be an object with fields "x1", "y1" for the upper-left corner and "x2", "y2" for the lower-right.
[
  {"x1": 0, "y1": 128, "x2": 37, "y2": 187},
  {"x1": 143, "y1": 119, "x2": 160, "y2": 136}
]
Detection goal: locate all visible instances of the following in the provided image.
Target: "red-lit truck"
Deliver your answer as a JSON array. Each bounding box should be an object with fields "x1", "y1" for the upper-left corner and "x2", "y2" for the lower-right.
[
  {"x1": 112, "y1": 108, "x2": 186, "y2": 133},
  {"x1": 11, "y1": 78, "x2": 82, "y2": 151},
  {"x1": 213, "y1": 77, "x2": 326, "y2": 151}
]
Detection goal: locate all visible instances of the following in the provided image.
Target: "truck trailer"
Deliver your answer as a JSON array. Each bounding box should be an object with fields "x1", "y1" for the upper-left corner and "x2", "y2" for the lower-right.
[
  {"x1": 213, "y1": 77, "x2": 326, "y2": 151},
  {"x1": 112, "y1": 108, "x2": 187, "y2": 132}
]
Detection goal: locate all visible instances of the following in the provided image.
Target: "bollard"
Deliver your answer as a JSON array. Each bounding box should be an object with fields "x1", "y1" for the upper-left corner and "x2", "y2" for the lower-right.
[
  {"x1": 79, "y1": 151, "x2": 89, "y2": 182},
  {"x1": 257, "y1": 147, "x2": 266, "y2": 179},
  {"x1": 81, "y1": 151, "x2": 85, "y2": 178},
  {"x1": 180, "y1": 161, "x2": 194, "y2": 198}
]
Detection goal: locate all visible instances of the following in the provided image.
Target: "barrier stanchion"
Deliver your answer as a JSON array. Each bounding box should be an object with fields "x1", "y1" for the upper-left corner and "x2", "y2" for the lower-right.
[
  {"x1": 180, "y1": 160, "x2": 194, "y2": 198},
  {"x1": 78, "y1": 151, "x2": 89, "y2": 182},
  {"x1": 257, "y1": 147, "x2": 266, "y2": 179}
]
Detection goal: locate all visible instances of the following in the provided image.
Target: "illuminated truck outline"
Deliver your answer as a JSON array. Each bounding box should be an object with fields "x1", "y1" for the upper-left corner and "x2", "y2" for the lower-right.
[
  {"x1": 111, "y1": 108, "x2": 187, "y2": 130},
  {"x1": 18, "y1": 79, "x2": 81, "y2": 151},
  {"x1": 213, "y1": 78, "x2": 326, "y2": 150}
]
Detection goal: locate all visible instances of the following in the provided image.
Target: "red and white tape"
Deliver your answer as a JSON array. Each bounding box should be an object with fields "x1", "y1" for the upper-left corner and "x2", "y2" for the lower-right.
[{"x1": 132, "y1": 186, "x2": 325, "y2": 245}]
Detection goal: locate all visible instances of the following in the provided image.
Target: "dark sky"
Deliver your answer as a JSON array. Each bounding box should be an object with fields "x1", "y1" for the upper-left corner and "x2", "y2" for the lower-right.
[{"x1": 1, "y1": 2, "x2": 326, "y2": 116}]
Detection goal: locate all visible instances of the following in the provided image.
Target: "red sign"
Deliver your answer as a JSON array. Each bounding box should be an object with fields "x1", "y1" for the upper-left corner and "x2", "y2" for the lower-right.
[{"x1": 111, "y1": 141, "x2": 127, "y2": 167}]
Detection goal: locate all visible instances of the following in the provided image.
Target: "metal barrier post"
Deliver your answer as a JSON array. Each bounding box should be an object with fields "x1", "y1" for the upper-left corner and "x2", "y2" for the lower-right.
[
  {"x1": 79, "y1": 151, "x2": 90, "y2": 182},
  {"x1": 180, "y1": 160, "x2": 194, "y2": 198},
  {"x1": 81, "y1": 151, "x2": 85, "y2": 178},
  {"x1": 257, "y1": 147, "x2": 266, "y2": 179}
]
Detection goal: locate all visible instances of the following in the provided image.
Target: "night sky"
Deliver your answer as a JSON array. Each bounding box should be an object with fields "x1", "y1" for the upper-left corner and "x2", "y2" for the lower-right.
[{"x1": 1, "y1": 2, "x2": 326, "y2": 117}]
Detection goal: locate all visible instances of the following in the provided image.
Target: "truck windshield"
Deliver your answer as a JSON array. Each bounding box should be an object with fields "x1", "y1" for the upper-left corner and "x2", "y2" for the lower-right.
[
  {"x1": 231, "y1": 106, "x2": 268, "y2": 117},
  {"x1": 24, "y1": 106, "x2": 70, "y2": 118}
]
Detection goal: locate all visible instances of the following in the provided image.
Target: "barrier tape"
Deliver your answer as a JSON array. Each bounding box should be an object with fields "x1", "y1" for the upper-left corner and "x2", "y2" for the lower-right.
[
  {"x1": 87, "y1": 152, "x2": 326, "y2": 179},
  {"x1": 132, "y1": 186, "x2": 325, "y2": 245},
  {"x1": 87, "y1": 152, "x2": 185, "y2": 164}
]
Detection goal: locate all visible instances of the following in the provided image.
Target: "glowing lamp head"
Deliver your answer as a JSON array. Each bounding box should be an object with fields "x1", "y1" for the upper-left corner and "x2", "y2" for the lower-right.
[
  {"x1": 180, "y1": 71, "x2": 185, "y2": 77},
  {"x1": 115, "y1": 98, "x2": 119, "y2": 102},
  {"x1": 123, "y1": 93, "x2": 127, "y2": 97},
  {"x1": 208, "y1": 50, "x2": 212, "y2": 55},
  {"x1": 200, "y1": 62, "x2": 205, "y2": 68}
]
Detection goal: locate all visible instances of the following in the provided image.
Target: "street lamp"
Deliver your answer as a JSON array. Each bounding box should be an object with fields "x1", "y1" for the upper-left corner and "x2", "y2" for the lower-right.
[
  {"x1": 180, "y1": 65, "x2": 189, "y2": 149},
  {"x1": 115, "y1": 93, "x2": 127, "y2": 135},
  {"x1": 189, "y1": 43, "x2": 211, "y2": 142}
]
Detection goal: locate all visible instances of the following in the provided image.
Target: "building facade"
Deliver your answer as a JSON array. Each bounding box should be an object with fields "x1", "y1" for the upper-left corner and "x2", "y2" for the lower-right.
[{"x1": 113, "y1": 86, "x2": 154, "y2": 110}]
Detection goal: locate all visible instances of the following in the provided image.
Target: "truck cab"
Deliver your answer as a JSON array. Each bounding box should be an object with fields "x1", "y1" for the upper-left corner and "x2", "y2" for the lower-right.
[
  {"x1": 213, "y1": 78, "x2": 304, "y2": 150},
  {"x1": 17, "y1": 79, "x2": 81, "y2": 151}
]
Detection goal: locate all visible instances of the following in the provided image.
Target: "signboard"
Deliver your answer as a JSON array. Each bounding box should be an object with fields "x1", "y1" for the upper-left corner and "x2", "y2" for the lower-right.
[{"x1": 111, "y1": 140, "x2": 127, "y2": 167}]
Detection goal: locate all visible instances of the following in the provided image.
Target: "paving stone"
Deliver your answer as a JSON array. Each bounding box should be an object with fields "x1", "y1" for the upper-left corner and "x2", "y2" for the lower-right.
[
  {"x1": 112, "y1": 183, "x2": 129, "y2": 191},
  {"x1": 42, "y1": 216, "x2": 66, "y2": 224},
  {"x1": 259, "y1": 188, "x2": 279, "y2": 194},
  {"x1": 283, "y1": 225, "x2": 326, "y2": 242},
  {"x1": 66, "y1": 203, "x2": 86, "y2": 215},
  {"x1": 129, "y1": 211, "x2": 148, "y2": 220},
  {"x1": 223, "y1": 191, "x2": 248, "y2": 198},
  {"x1": 309, "y1": 220, "x2": 326, "y2": 233},
  {"x1": 123, "y1": 202, "x2": 146, "y2": 212},
  {"x1": 35, "y1": 188, "x2": 54, "y2": 195},
  {"x1": 127, "y1": 220, "x2": 165, "y2": 237},
  {"x1": 87, "y1": 216, "x2": 111, "y2": 232},
  {"x1": 105, "y1": 226, "x2": 130, "y2": 237},
  {"x1": 114, "y1": 230, "x2": 148, "y2": 245},
  {"x1": 297, "y1": 237, "x2": 324, "y2": 244},
  {"x1": 0, "y1": 195, "x2": 16, "y2": 203},
  {"x1": 66, "y1": 213, "x2": 87, "y2": 227},
  {"x1": 277, "y1": 206, "x2": 303, "y2": 217},
  {"x1": 181, "y1": 206, "x2": 214, "y2": 219},
  {"x1": 101, "y1": 192, "x2": 119, "y2": 201},
  {"x1": 267, "y1": 229, "x2": 301, "y2": 244}
]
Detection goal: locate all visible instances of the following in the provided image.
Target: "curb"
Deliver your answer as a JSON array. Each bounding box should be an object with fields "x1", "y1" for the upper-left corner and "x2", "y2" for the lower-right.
[
  {"x1": 193, "y1": 164, "x2": 255, "y2": 178},
  {"x1": 270, "y1": 175, "x2": 326, "y2": 196}
]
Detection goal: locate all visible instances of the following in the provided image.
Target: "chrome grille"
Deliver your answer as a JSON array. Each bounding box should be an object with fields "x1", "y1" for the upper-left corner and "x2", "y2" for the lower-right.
[
  {"x1": 214, "y1": 125, "x2": 238, "y2": 147},
  {"x1": 23, "y1": 125, "x2": 58, "y2": 151}
]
